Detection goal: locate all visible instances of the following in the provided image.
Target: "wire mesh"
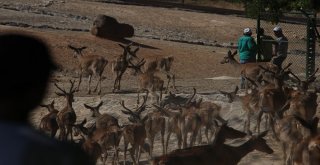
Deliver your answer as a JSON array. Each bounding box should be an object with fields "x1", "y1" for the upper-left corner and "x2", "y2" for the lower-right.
[{"x1": 259, "y1": 12, "x2": 320, "y2": 79}]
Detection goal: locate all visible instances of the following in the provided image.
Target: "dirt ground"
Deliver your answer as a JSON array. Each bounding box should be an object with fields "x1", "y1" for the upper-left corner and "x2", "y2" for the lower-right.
[{"x1": 1, "y1": 0, "x2": 319, "y2": 164}]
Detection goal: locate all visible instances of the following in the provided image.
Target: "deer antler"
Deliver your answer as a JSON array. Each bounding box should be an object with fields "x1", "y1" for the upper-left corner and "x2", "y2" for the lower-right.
[
  {"x1": 307, "y1": 68, "x2": 319, "y2": 83},
  {"x1": 185, "y1": 88, "x2": 196, "y2": 106},
  {"x1": 67, "y1": 45, "x2": 87, "y2": 55},
  {"x1": 69, "y1": 80, "x2": 77, "y2": 93},
  {"x1": 54, "y1": 82, "x2": 67, "y2": 95}
]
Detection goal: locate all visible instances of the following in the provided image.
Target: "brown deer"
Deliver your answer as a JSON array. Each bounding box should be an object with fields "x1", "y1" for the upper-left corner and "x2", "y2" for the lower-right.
[
  {"x1": 54, "y1": 80, "x2": 77, "y2": 141},
  {"x1": 220, "y1": 50, "x2": 278, "y2": 89},
  {"x1": 68, "y1": 45, "x2": 108, "y2": 94},
  {"x1": 293, "y1": 116, "x2": 320, "y2": 165},
  {"x1": 144, "y1": 56, "x2": 176, "y2": 93},
  {"x1": 130, "y1": 59, "x2": 164, "y2": 104},
  {"x1": 72, "y1": 119, "x2": 103, "y2": 164},
  {"x1": 112, "y1": 43, "x2": 140, "y2": 92},
  {"x1": 39, "y1": 100, "x2": 59, "y2": 138},
  {"x1": 120, "y1": 96, "x2": 149, "y2": 165},
  {"x1": 73, "y1": 119, "x2": 122, "y2": 165},
  {"x1": 152, "y1": 131, "x2": 273, "y2": 165},
  {"x1": 83, "y1": 101, "x2": 120, "y2": 130},
  {"x1": 220, "y1": 84, "x2": 261, "y2": 135}
]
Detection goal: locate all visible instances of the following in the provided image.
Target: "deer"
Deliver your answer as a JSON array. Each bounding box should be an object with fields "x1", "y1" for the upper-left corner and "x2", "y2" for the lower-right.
[
  {"x1": 219, "y1": 85, "x2": 260, "y2": 134},
  {"x1": 120, "y1": 96, "x2": 149, "y2": 165},
  {"x1": 72, "y1": 119, "x2": 103, "y2": 164},
  {"x1": 152, "y1": 131, "x2": 273, "y2": 165},
  {"x1": 130, "y1": 58, "x2": 164, "y2": 104},
  {"x1": 73, "y1": 119, "x2": 122, "y2": 165},
  {"x1": 272, "y1": 115, "x2": 303, "y2": 165},
  {"x1": 68, "y1": 45, "x2": 108, "y2": 95},
  {"x1": 112, "y1": 43, "x2": 140, "y2": 93},
  {"x1": 292, "y1": 116, "x2": 320, "y2": 165},
  {"x1": 83, "y1": 101, "x2": 120, "y2": 130},
  {"x1": 144, "y1": 56, "x2": 176, "y2": 93},
  {"x1": 220, "y1": 50, "x2": 278, "y2": 89},
  {"x1": 54, "y1": 80, "x2": 77, "y2": 141},
  {"x1": 38, "y1": 100, "x2": 59, "y2": 138}
]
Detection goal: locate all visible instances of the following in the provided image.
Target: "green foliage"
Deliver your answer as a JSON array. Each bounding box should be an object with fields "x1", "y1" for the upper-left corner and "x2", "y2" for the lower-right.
[{"x1": 239, "y1": 0, "x2": 317, "y2": 23}]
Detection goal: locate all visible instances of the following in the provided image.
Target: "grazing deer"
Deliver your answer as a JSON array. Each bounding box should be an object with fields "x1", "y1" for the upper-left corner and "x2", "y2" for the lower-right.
[
  {"x1": 39, "y1": 100, "x2": 59, "y2": 138},
  {"x1": 144, "y1": 56, "x2": 176, "y2": 93},
  {"x1": 120, "y1": 96, "x2": 149, "y2": 165},
  {"x1": 55, "y1": 80, "x2": 77, "y2": 141},
  {"x1": 112, "y1": 43, "x2": 140, "y2": 92},
  {"x1": 153, "y1": 131, "x2": 273, "y2": 165},
  {"x1": 83, "y1": 101, "x2": 120, "y2": 129},
  {"x1": 68, "y1": 45, "x2": 108, "y2": 94}
]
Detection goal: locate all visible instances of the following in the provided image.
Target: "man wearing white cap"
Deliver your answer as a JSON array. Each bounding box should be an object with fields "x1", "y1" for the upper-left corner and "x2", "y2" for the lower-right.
[
  {"x1": 238, "y1": 27, "x2": 257, "y2": 88},
  {"x1": 272, "y1": 26, "x2": 288, "y2": 68}
]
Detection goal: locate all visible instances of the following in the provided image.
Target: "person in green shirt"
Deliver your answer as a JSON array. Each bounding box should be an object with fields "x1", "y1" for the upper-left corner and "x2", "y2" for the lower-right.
[
  {"x1": 238, "y1": 28, "x2": 257, "y2": 64},
  {"x1": 238, "y1": 28, "x2": 257, "y2": 89}
]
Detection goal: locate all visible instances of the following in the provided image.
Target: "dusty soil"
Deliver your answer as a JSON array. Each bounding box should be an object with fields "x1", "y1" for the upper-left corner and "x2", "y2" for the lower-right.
[{"x1": 1, "y1": 0, "x2": 319, "y2": 164}]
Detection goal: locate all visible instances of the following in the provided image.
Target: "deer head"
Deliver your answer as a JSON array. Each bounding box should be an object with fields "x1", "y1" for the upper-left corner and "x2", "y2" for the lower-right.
[
  {"x1": 119, "y1": 43, "x2": 140, "y2": 61},
  {"x1": 84, "y1": 101, "x2": 103, "y2": 117},
  {"x1": 120, "y1": 96, "x2": 147, "y2": 123},
  {"x1": 54, "y1": 80, "x2": 77, "y2": 103},
  {"x1": 220, "y1": 50, "x2": 237, "y2": 64}
]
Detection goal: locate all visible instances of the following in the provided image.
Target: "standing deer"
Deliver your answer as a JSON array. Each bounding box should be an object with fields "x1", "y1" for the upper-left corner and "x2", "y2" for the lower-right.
[
  {"x1": 55, "y1": 80, "x2": 77, "y2": 141},
  {"x1": 130, "y1": 59, "x2": 164, "y2": 104},
  {"x1": 144, "y1": 56, "x2": 176, "y2": 93},
  {"x1": 39, "y1": 100, "x2": 59, "y2": 138},
  {"x1": 68, "y1": 45, "x2": 108, "y2": 94},
  {"x1": 112, "y1": 43, "x2": 140, "y2": 92},
  {"x1": 83, "y1": 101, "x2": 120, "y2": 130},
  {"x1": 120, "y1": 96, "x2": 149, "y2": 165},
  {"x1": 220, "y1": 50, "x2": 278, "y2": 89}
]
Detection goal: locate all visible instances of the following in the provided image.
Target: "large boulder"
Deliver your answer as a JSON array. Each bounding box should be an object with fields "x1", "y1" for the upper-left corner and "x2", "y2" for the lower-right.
[{"x1": 91, "y1": 14, "x2": 134, "y2": 39}]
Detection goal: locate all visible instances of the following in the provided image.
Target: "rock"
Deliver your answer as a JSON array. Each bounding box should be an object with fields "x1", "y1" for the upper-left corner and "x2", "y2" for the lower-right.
[{"x1": 90, "y1": 14, "x2": 134, "y2": 39}]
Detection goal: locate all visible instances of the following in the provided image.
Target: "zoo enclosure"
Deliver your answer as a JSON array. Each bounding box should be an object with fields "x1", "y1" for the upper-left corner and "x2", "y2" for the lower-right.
[{"x1": 257, "y1": 11, "x2": 320, "y2": 79}]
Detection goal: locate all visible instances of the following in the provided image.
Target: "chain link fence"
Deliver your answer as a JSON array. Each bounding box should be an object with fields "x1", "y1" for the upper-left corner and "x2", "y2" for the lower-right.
[{"x1": 259, "y1": 11, "x2": 320, "y2": 79}]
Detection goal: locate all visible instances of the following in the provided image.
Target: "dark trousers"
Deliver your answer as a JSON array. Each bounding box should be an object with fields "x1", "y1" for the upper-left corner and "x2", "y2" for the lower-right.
[{"x1": 272, "y1": 56, "x2": 286, "y2": 69}]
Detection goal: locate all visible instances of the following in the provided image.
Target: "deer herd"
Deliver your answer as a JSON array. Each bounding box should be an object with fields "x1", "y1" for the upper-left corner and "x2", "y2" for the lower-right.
[{"x1": 36, "y1": 44, "x2": 320, "y2": 165}]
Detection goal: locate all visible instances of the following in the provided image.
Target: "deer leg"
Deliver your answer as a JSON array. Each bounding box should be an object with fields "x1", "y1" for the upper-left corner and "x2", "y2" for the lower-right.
[
  {"x1": 93, "y1": 74, "x2": 101, "y2": 94},
  {"x1": 256, "y1": 110, "x2": 264, "y2": 134},
  {"x1": 197, "y1": 127, "x2": 203, "y2": 145},
  {"x1": 51, "y1": 128, "x2": 58, "y2": 138},
  {"x1": 165, "y1": 131, "x2": 172, "y2": 154},
  {"x1": 87, "y1": 75, "x2": 92, "y2": 94},
  {"x1": 149, "y1": 135, "x2": 155, "y2": 158},
  {"x1": 123, "y1": 142, "x2": 128, "y2": 165},
  {"x1": 77, "y1": 71, "x2": 83, "y2": 91},
  {"x1": 177, "y1": 130, "x2": 182, "y2": 150},
  {"x1": 190, "y1": 129, "x2": 198, "y2": 147},
  {"x1": 161, "y1": 126, "x2": 165, "y2": 155},
  {"x1": 165, "y1": 75, "x2": 171, "y2": 94}
]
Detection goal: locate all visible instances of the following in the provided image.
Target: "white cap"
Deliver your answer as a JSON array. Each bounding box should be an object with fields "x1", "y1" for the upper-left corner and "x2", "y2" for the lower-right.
[
  {"x1": 273, "y1": 26, "x2": 282, "y2": 32},
  {"x1": 243, "y1": 28, "x2": 252, "y2": 35}
]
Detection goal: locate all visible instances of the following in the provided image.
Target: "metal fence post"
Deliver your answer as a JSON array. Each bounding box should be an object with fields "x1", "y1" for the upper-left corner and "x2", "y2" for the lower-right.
[{"x1": 306, "y1": 13, "x2": 316, "y2": 78}]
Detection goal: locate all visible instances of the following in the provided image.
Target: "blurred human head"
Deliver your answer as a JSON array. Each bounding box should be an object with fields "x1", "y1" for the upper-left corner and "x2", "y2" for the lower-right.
[
  {"x1": 0, "y1": 33, "x2": 56, "y2": 121},
  {"x1": 243, "y1": 28, "x2": 252, "y2": 36},
  {"x1": 273, "y1": 26, "x2": 283, "y2": 37}
]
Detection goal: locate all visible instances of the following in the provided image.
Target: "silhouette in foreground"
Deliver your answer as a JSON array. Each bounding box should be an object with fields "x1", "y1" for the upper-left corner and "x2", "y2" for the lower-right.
[{"x1": 0, "y1": 33, "x2": 94, "y2": 165}]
